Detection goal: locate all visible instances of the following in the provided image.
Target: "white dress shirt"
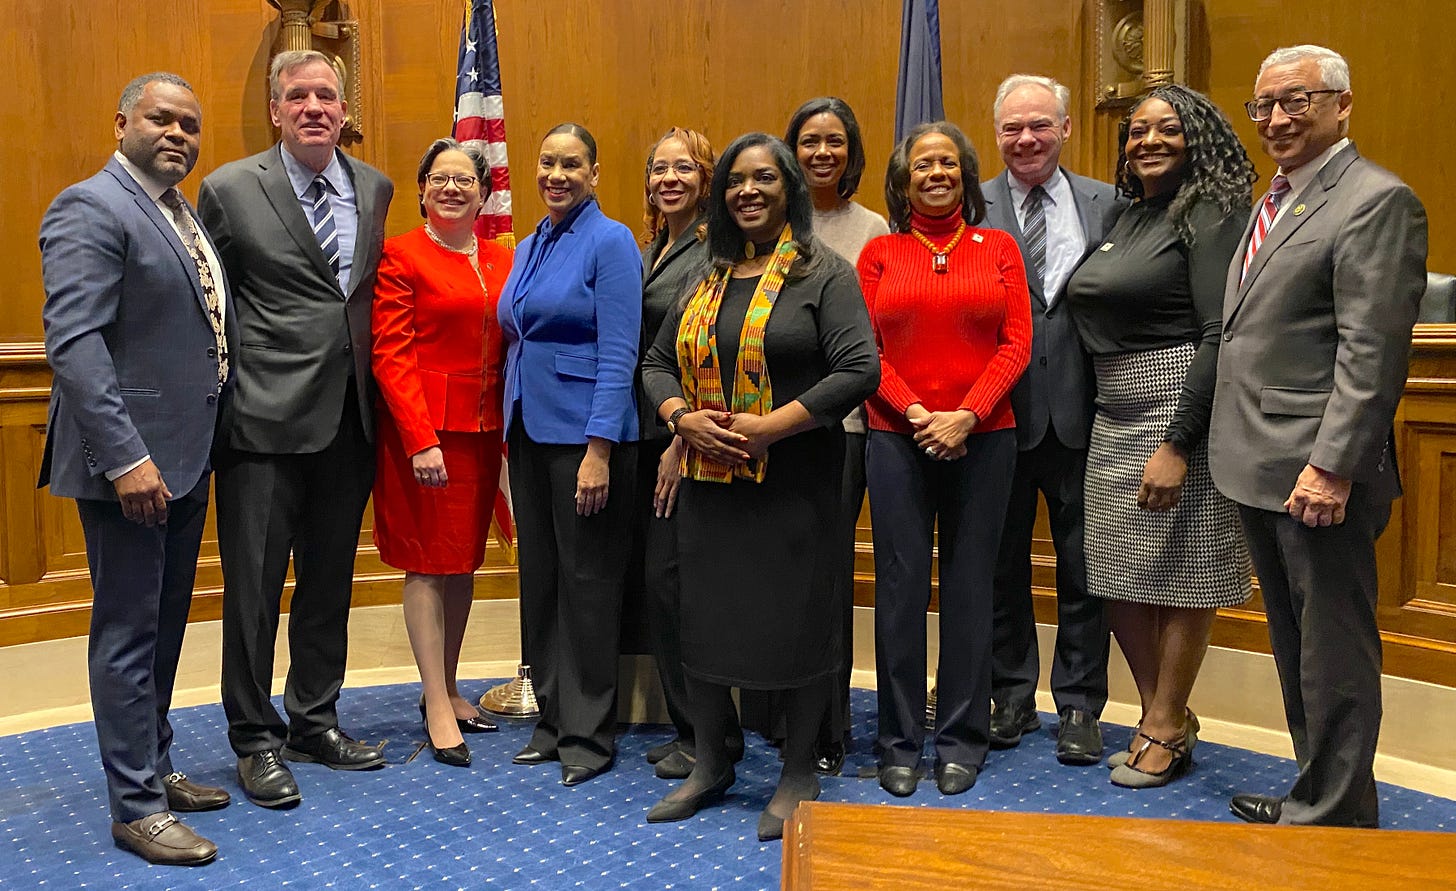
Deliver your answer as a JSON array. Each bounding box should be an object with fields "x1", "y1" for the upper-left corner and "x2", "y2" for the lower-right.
[{"x1": 1008, "y1": 168, "x2": 1085, "y2": 306}]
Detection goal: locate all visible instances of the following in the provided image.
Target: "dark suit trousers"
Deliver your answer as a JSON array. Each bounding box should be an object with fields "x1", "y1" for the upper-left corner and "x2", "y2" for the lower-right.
[
  {"x1": 78, "y1": 477, "x2": 210, "y2": 823},
  {"x1": 216, "y1": 392, "x2": 374, "y2": 755},
  {"x1": 869, "y1": 429, "x2": 1016, "y2": 768},
  {"x1": 509, "y1": 421, "x2": 634, "y2": 770},
  {"x1": 632, "y1": 436, "x2": 691, "y2": 741},
  {"x1": 1238, "y1": 488, "x2": 1389, "y2": 828},
  {"x1": 991, "y1": 433, "x2": 1109, "y2": 714}
]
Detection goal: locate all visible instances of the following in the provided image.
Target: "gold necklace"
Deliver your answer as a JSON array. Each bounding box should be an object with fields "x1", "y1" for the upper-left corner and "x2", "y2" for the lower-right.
[
  {"x1": 910, "y1": 220, "x2": 967, "y2": 274},
  {"x1": 425, "y1": 222, "x2": 478, "y2": 256}
]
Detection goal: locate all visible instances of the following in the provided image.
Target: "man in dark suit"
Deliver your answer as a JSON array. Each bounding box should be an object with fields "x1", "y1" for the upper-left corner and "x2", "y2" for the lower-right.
[
  {"x1": 982, "y1": 74, "x2": 1122, "y2": 765},
  {"x1": 198, "y1": 49, "x2": 393, "y2": 808},
  {"x1": 1210, "y1": 45, "x2": 1427, "y2": 827},
  {"x1": 40, "y1": 72, "x2": 231, "y2": 865}
]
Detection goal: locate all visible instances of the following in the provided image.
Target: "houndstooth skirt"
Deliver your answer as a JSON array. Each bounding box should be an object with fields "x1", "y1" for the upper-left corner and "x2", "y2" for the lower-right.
[{"x1": 1084, "y1": 342, "x2": 1252, "y2": 608}]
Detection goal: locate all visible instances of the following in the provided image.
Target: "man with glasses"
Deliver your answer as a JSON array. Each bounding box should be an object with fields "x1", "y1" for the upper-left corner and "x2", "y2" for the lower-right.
[{"x1": 1209, "y1": 44, "x2": 1427, "y2": 827}]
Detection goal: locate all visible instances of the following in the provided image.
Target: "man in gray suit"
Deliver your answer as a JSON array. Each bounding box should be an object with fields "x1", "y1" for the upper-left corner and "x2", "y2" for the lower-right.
[
  {"x1": 198, "y1": 50, "x2": 393, "y2": 808},
  {"x1": 982, "y1": 74, "x2": 1122, "y2": 765},
  {"x1": 1210, "y1": 45, "x2": 1427, "y2": 827},
  {"x1": 40, "y1": 72, "x2": 231, "y2": 865}
]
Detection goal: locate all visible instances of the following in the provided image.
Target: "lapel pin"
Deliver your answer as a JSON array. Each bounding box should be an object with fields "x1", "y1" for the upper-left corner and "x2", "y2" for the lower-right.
[
  {"x1": 971, "y1": 233, "x2": 984, "y2": 243},
  {"x1": 1099, "y1": 242, "x2": 1114, "y2": 251},
  {"x1": 1293, "y1": 204, "x2": 1306, "y2": 216}
]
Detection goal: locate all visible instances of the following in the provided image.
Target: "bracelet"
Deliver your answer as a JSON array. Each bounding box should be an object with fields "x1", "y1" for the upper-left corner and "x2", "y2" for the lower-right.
[{"x1": 666, "y1": 406, "x2": 691, "y2": 435}]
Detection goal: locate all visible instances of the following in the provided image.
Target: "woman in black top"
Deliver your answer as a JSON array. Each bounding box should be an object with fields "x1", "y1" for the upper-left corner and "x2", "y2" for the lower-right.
[
  {"x1": 640, "y1": 133, "x2": 879, "y2": 840},
  {"x1": 1065, "y1": 85, "x2": 1255, "y2": 788}
]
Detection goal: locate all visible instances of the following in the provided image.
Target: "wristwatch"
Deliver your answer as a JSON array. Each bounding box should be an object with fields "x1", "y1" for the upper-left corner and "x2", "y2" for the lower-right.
[{"x1": 666, "y1": 407, "x2": 691, "y2": 435}]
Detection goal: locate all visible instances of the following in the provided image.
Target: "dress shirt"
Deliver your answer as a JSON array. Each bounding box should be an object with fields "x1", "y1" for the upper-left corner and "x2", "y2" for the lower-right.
[
  {"x1": 279, "y1": 145, "x2": 358, "y2": 294},
  {"x1": 1270, "y1": 137, "x2": 1350, "y2": 229},
  {"x1": 108, "y1": 151, "x2": 228, "y2": 481},
  {"x1": 1008, "y1": 168, "x2": 1084, "y2": 305}
]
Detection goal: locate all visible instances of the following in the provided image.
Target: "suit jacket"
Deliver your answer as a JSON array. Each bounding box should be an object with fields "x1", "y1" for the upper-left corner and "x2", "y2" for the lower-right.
[
  {"x1": 38, "y1": 158, "x2": 228, "y2": 501},
  {"x1": 981, "y1": 169, "x2": 1123, "y2": 451},
  {"x1": 197, "y1": 144, "x2": 393, "y2": 452},
  {"x1": 1208, "y1": 144, "x2": 1428, "y2": 512},
  {"x1": 499, "y1": 199, "x2": 642, "y2": 445},
  {"x1": 636, "y1": 225, "x2": 708, "y2": 440},
  {"x1": 371, "y1": 227, "x2": 512, "y2": 457}
]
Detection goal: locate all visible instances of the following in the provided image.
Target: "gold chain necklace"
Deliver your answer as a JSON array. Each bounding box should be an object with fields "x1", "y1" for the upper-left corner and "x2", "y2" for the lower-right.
[{"x1": 910, "y1": 220, "x2": 967, "y2": 274}]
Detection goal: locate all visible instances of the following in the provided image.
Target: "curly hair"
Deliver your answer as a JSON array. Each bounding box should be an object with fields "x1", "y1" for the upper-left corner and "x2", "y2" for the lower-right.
[
  {"x1": 1115, "y1": 84, "x2": 1256, "y2": 245},
  {"x1": 784, "y1": 97, "x2": 868, "y2": 201},
  {"x1": 641, "y1": 127, "x2": 716, "y2": 243},
  {"x1": 705, "y1": 132, "x2": 820, "y2": 278},
  {"x1": 883, "y1": 121, "x2": 986, "y2": 233}
]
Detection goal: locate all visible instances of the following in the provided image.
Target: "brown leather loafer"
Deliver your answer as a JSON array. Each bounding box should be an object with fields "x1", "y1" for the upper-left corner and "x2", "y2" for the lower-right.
[
  {"x1": 111, "y1": 812, "x2": 217, "y2": 866},
  {"x1": 163, "y1": 771, "x2": 231, "y2": 812}
]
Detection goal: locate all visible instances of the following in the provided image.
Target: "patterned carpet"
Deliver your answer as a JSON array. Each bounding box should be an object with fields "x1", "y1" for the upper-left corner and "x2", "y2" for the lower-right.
[{"x1": 2, "y1": 682, "x2": 1452, "y2": 889}]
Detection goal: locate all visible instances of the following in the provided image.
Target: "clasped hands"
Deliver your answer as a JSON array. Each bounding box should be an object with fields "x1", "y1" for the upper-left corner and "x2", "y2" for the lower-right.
[
  {"x1": 908, "y1": 405, "x2": 977, "y2": 461},
  {"x1": 675, "y1": 409, "x2": 777, "y2": 465}
]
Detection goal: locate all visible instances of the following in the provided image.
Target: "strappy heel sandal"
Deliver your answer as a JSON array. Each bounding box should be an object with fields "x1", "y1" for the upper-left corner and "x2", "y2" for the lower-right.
[
  {"x1": 1109, "y1": 729, "x2": 1191, "y2": 788},
  {"x1": 1110, "y1": 709, "x2": 1199, "y2": 769},
  {"x1": 1107, "y1": 718, "x2": 1142, "y2": 769}
]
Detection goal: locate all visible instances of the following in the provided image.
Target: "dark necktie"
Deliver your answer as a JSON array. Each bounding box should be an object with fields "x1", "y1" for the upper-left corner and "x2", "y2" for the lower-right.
[
  {"x1": 308, "y1": 175, "x2": 340, "y2": 275},
  {"x1": 160, "y1": 188, "x2": 228, "y2": 385},
  {"x1": 1022, "y1": 185, "x2": 1048, "y2": 287}
]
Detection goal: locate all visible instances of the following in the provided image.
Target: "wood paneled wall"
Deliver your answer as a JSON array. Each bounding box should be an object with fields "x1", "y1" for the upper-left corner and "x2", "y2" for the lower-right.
[{"x1": 3, "y1": 1, "x2": 1455, "y2": 685}]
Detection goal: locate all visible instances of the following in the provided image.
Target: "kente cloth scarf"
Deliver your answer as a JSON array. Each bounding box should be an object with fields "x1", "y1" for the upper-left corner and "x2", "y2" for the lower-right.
[{"x1": 675, "y1": 224, "x2": 798, "y2": 483}]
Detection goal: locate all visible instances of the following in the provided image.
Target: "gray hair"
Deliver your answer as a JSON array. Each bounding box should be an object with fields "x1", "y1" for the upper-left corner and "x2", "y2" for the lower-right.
[
  {"x1": 269, "y1": 49, "x2": 337, "y2": 99},
  {"x1": 993, "y1": 74, "x2": 1071, "y2": 124},
  {"x1": 1256, "y1": 45, "x2": 1351, "y2": 92},
  {"x1": 118, "y1": 72, "x2": 193, "y2": 113}
]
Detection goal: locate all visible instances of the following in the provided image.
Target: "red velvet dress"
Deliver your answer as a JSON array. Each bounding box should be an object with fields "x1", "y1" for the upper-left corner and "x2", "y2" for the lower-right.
[{"x1": 371, "y1": 227, "x2": 512, "y2": 574}]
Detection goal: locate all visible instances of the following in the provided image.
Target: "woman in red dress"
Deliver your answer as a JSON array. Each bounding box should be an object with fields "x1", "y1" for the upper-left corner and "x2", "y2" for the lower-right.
[{"x1": 372, "y1": 138, "x2": 513, "y2": 766}]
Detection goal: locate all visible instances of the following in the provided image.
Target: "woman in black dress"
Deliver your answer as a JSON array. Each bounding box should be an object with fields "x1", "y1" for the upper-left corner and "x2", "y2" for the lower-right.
[
  {"x1": 640, "y1": 133, "x2": 879, "y2": 840},
  {"x1": 1065, "y1": 85, "x2": 1255, "y2": 788}
]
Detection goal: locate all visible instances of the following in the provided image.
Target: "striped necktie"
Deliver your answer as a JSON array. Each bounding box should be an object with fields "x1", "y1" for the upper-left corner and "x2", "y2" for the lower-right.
[
  {"x1": 160, "y1": 188, "x2": 228, "y2": 385},
  {"x1": 308, "y1": 175, "x2": 340, "y2": 275},
  {"x1": 1021, "y1": 185, "x2": 1048, "y2": 288},
  {"x1": 1240, "y1": 174, "x2": 1291, "y2": 284}
]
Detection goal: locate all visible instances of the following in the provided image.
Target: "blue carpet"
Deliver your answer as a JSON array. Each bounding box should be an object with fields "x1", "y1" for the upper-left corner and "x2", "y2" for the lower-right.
[{"x1": 2, "y1": 683, "x2": 1453, "y2": 889}]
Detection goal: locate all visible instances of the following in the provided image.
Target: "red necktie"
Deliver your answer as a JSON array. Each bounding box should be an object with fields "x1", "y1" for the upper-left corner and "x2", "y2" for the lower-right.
[{"x1": 1240, "y1": 174, "x2": 1291, "y2": 284}]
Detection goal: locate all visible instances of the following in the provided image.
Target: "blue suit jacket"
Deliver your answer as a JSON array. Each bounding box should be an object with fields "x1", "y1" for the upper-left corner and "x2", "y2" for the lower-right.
[
  {"x1": 38, "y1": 157, "x2": 228, "y2": 500},
  {"x1": 499, "y1": 199, "x2": 642, "y2": 444}
]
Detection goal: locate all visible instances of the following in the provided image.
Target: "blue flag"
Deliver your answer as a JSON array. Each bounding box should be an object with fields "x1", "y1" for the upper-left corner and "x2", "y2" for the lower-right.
[{"x1": 895, "y1": 0, "x2": 945, "y2": 143}]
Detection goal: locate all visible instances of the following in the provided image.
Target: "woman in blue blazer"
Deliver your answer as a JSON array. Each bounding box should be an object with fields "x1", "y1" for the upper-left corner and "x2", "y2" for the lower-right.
[{"x1": 498, "y1": 123, "x2": 643, "y2": 786}]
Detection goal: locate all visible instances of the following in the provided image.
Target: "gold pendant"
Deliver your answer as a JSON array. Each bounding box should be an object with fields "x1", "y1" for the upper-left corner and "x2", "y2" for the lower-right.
[{"x1": 744, "y1": 241, "x2": 755, "y2": 259}]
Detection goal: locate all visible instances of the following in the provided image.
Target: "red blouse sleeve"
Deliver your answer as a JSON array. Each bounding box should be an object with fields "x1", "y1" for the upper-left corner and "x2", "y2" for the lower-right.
[{"x1": 859, "y1": 236, "x2": 923, "y2": 416}]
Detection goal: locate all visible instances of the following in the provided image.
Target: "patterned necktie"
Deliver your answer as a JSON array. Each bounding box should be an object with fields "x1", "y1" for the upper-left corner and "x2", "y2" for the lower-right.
[
  {"x1": 308, "y1": 175, "x2": 340, "y2": 275},
  {"x1": 1240, "y1": 174, "x2": 1291, "y2": 284},
  {"x1": 1021, "y1": 185, "x2": 1048, "y2": 288},
  {"x1": 160, "y1": 188, "x2": 228, "y2": 385}
]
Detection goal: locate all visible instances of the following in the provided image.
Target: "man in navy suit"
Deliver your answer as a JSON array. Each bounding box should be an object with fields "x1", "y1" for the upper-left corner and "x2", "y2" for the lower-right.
[
  {"x1": 981, "y1": 74, "x2": 1123, "y2": 765},
  {"x1": 40, "y1": 72, "x2": 231, "y2": 866}
]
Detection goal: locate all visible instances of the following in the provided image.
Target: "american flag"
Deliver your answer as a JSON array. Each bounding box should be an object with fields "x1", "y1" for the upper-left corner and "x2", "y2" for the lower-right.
[{"x1": 453, "y1": 0, "x2": 514, "y2": 247}]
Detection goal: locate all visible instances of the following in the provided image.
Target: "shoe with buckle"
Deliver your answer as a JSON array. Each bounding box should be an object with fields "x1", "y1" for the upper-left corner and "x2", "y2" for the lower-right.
[
  {"x1": 1110, "y1": 709, "x2": 1195, "y2": 769},
  {"x1": 1055, "y1": 707, "x2": 1104, "y2": 766},
  {"x1": 111, "y1": 812, "x2": 217, "y2": 866},
  {"x1": 989, "y1": 700, "x2": 1041, "y2": 749},
  {"x1": 283, "y1": 727, "x2": 385, "y2": 770},
  {"x1": 1230, "y1": 792, "x2": 1284, "y2": 824},
  {"x1": 1109, "y1": 729, "x2": 1192, "y2": 789},
  {"x1": 163, "y1": 772, "x2": 230, "y2": 812},
  {"x1": 237, "y1": 750, "x2": 301, "y2": 808}
]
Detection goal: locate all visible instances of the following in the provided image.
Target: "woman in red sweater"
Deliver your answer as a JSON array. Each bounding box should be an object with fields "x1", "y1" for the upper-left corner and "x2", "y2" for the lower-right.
[{"x1": 859, "y1": 121, "x2": 1031, "y2": 797}]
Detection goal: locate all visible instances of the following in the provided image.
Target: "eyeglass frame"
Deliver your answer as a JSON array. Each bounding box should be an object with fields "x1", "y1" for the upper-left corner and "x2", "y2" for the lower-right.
[
  {"x1": 425, "y1": 172, "x2": 480, "y2": 189},
  {"x1": 1244, "y1": 89, "x2": 1343, "y2": 122},
  {"x1": 648, "y1": 160, "x2": 700, "y2": 178}
]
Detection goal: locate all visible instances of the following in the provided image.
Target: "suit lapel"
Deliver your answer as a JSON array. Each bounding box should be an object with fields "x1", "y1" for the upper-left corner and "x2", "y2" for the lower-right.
[
  {"x1": 341, "y1": 154, "x2": 376, "y2": 301},
  {"x1": 643, "y1": 225, "x2": 699, "y2": 288},
  {"x1": 985, "y1": 172, "x2": 1046, "y2": 309},
  {"x1": 105, "y1": 159, "x2": 207, "y2": 316},
  {"x1": 257, "y1": 145, "x2": 341, "y2": 291}
]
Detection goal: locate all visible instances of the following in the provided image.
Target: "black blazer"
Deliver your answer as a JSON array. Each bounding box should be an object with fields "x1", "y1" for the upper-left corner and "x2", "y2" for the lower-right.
[{"x1": 635, "y1": 223, "x2": 709, "y2": 440}]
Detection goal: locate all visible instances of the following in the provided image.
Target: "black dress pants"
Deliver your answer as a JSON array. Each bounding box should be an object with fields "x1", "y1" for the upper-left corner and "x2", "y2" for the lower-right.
[
  {"x1": 869, "y1": 428, "x2": 1016, "y2": 768},
  {"x1": 509, "y1": 420, "x2": 635, "y2": 770},
  {"x1": 631, "y1": 435, "x2": 691, "y2": 741},
  {"x1": 216, "y1": 393, "x2": 374, "y2": 755}
]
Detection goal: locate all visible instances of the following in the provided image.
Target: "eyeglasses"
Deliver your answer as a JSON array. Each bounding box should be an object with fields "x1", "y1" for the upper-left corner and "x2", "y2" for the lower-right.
[
  {"x1": 1244, "y1": 89, "x2": 1342, "y2": 122},
  {"x1": 649, "y1": 161, "x2": 699, "y2": 178},
  {"x1": 426, "y1": 172, "x2": 479, "y2": 189}
]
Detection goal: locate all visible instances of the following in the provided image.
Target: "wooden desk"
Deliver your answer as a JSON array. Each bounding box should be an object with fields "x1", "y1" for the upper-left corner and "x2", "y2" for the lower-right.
[{"x1": 781, "y1": 802, "x2": 1456, "y2": 890}]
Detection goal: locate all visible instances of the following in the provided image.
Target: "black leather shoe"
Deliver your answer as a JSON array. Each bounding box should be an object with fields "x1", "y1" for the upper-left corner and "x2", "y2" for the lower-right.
[
  {"x1": 1055, "y1": 707, "x2": 1104, "y2": 766},
  {"x1": 646, "y1": 769, "x2": 735, "y2": 823},
  {"x1": 163, "y1": 772, "x2": 230, "y2": 812},
  {"x1": 812, "y1": 740, "x2": 846, "y2": 776},
  {"x1": 1230, "y1": 792, "x2": 1284, "y2": 824},
  {"x1": 877, "y1": 764, "x2": 918, "y2": 797},
  {"x1": 237, "y1": 750, "x2": 301, "y2": 808},
  {"x1": 655, "y1": 748, "x2": 695, "y2": 780},
  {"x1": 561, "y1": 763, "x2": 607, "y2": 786},
  {"x1": 989, "y1": 700, "x2": 1041, "y2": 749},
  {"x1": 111, "y1": 812, "x2": 217, "y2": 866},
  {"x1": 424, "y1": 723, "x2": 470, "y2": 768},
  {"x1": 512, "y1": 744, "x2": 556, "y2": 765},
  {"x1": 935, "y1": 762, "x2": 978, "y2": 795},
  {"x1": 283, "y1": 727, "x2": 385, "y2": 770},
  {"x1": 645, "y1": 739, "x2": 685, "y2": 764}
]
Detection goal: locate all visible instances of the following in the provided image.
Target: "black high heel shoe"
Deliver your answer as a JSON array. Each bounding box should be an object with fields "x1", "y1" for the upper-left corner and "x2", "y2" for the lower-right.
[
  {"x1": 645, "y1": 769, "x2": 735, "y2": 823},
  {"x1": 423, "y1": 722, "x2": 471, "y2": 768},
  {"x1": 419, "y1": 695, "x2": 498, "y2": 734}
]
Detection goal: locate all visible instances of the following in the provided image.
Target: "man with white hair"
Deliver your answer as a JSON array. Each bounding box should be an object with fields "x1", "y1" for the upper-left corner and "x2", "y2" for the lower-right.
[
  {"x1": 983, "y1": 74, "x2": 1123, "y2": 765},
  {"x1": 1210, "y1": 45, "x2": 1427, "y2": 827}
]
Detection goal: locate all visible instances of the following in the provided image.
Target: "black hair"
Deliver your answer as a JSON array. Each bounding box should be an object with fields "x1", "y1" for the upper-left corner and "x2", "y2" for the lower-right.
[
  {"x1": 544, "y1": 122, "x2": 598, "y2": 164},
  {"x1": 705, "y1": 132, "x2": 819, "y2": 277},
  {"x1": 883, "y1": 121, "x2": 986, "y2": 232},
  {"x1": 784, "y1": 97, "x2": 867, "y2": 201}
]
